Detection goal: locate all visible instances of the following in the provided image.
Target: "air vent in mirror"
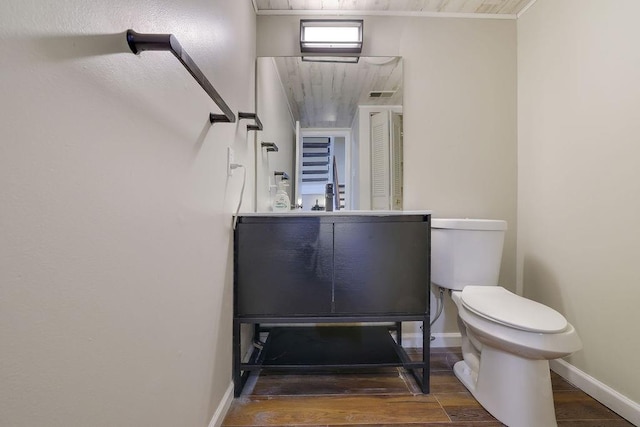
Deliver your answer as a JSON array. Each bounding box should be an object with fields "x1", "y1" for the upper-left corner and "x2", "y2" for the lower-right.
[{"x1": 369, "y1": 90, "x2": 395, "y2": 98}]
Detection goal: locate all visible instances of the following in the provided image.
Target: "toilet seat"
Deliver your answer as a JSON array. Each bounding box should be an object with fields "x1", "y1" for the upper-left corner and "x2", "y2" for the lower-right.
[{"x1": 460, "y1": 286, "x2": 568, "y2": 333}]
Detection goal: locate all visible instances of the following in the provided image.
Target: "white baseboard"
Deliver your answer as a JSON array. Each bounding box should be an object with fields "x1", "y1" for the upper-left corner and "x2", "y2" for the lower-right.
[
  {"x1": 550, "y1": 359, "x2": 640, "y2": 426},
  {"x1": 207, "y1": 381, "x2": 234, "y2": 427},
  {"x1": 402, "y1": 332, "x2": 462, "y2": 349}
]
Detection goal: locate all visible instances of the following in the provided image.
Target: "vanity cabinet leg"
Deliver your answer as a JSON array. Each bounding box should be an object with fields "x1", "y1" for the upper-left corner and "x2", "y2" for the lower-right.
[
  {"x1": 422, "y1": 316, "x2": 430, "y2": 393},
  {"x1": 232, "y1": 319, "x2": 242, "y2": 397}
]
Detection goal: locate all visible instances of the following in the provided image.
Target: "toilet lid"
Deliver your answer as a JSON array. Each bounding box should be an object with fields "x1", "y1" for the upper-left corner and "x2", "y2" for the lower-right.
[{"x1": 460, "y1": 286, "x2": 568, "y2": 333}]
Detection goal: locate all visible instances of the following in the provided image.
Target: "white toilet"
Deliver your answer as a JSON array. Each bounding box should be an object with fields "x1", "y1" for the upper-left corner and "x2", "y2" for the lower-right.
[{"x1": 431, "y1": 218, "x2": 582, "y2": 427}]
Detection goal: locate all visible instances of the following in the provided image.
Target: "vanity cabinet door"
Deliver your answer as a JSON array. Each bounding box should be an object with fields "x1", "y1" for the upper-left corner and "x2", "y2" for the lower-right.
[
  {"x1": 235, "y1": 219, "x2": 333, "y2": 316},
  {"x1": 333, "y1": 220, "x2": 429, "y2": 315}
]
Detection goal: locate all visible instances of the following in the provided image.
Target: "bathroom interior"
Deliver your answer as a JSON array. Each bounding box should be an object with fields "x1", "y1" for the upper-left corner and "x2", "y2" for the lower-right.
[{"x1": 2, "y1": 0, "x2": 639, "y2": 426}]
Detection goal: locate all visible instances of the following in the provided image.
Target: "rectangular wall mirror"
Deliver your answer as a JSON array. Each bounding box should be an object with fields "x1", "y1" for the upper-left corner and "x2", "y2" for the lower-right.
[{"x1": 256, "y1": 56, "x2": 403, "y2": 212}]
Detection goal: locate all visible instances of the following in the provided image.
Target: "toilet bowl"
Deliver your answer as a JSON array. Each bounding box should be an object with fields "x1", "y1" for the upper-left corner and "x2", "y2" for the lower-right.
[{"x1": 431, "y1": 219, "x2": 582, "y2": 427}]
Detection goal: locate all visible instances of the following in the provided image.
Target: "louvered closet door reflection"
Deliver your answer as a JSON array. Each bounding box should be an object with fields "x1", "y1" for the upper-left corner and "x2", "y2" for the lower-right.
[{"x1": 370, "y1": 112, "x2": 391, "y2": 210}]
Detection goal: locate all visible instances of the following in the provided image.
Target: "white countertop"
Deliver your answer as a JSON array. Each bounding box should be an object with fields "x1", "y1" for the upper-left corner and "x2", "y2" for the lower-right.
[{"x1": 237, "y1": 210, "x2": 432, "y2": 217}]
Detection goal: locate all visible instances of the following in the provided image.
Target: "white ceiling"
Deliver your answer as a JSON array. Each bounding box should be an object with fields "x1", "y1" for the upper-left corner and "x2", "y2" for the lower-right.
[{"x1": 254, "y1": 0, "x2": 536, "y2": 18}]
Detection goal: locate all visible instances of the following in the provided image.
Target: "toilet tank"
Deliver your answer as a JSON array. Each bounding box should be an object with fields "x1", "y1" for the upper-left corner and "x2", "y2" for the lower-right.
[{"x1": 431, "y1": 219, "x2": 507, "y2": 291}]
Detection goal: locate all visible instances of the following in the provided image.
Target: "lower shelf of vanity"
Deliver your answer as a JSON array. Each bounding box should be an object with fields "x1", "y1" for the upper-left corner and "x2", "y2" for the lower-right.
[{"x1": 242, "y1": 325, "x2": 424, "y2": 370}]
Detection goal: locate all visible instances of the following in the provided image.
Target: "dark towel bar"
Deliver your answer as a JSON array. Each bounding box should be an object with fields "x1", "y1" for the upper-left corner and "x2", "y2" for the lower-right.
[
  {"x1": 238, "y1": 112, "x2": 263, "y2": 131},
  {"x1": 274, "y1": 171, "x2": 289, "y2": 180},
  {"x1": 126, "y1": 29, "x2": 236, "y2": 125},
  {"x1": 261, "y1": 142, "x2": 279, "y2": 152}
]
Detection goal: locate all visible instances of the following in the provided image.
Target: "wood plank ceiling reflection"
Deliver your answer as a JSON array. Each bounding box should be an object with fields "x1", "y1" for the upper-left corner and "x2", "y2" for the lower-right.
[
  {"x1": 255, "y1": 0, "x2": 532, "y2": 16},
  {"x1": 274, "y1": 57, "x2": 403, "y2": 128}
]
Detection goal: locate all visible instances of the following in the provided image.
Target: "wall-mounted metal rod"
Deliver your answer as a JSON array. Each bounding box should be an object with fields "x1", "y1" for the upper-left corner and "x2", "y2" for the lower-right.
[
  {"x1": 209, "y1": 112, "x2": 233, "y2": 124},
  {"x1": 261, "y1": 142, "x2": 279, "y2": 152},
  {"x1": 238, "y1": 112, "x2": 263, "y2": 131},
  {"x1": 125, "y1": 29, "x2": 236, "y2": 125},
  {"x1": 274, "y1": 171, "x2": 289, "y2": 180}
]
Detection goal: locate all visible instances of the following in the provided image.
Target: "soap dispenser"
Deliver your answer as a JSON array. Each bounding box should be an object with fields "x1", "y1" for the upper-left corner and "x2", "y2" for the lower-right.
[{"x1": 273, "y1": 178, "x2": 291, "y2": 212}]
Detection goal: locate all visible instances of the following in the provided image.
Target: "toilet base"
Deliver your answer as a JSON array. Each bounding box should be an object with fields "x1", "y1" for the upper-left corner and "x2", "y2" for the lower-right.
[{"x1": 453, "y1": 345, "x2": 557, "y2": 427}]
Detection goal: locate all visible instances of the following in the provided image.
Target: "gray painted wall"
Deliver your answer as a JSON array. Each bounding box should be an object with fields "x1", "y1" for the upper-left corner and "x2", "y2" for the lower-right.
[{"x1": 0, "y1": 1, "x2": 256, "y2": 425}]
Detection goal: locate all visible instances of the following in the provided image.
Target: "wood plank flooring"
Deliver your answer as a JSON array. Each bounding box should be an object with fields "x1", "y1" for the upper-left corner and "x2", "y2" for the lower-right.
[{"x1": 222, "y1": 347, "x2": 634, "y2": 426}]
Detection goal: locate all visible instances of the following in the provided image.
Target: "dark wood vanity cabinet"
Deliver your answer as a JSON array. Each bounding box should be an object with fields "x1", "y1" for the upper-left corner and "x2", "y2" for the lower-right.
[
  {"x1": 333, "y1": 220, "x2": 430, "y2": 314},
  {"x1": 233, "y1": 213, "x2": 430, "y2": 396},
  {"x1": 235, "y1": 219, "x2": 334, "y2": 316},
  {"x1": 235, "y1": 218, "x2": 333, "y2": 316}
]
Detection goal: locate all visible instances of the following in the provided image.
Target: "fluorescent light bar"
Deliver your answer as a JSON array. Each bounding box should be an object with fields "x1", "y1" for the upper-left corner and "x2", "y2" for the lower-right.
[
  {"x1": 302, "y1": 56, "x2": 360, "y2": 64},
  {"x1": 300, "y1": 20, "x2": 363, "y2": 54}
]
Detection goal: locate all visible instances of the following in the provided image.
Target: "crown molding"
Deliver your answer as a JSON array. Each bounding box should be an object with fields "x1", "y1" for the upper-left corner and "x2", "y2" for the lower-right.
[{"x1": 255, "y1": 9, "x2": 517, "y2": 20}]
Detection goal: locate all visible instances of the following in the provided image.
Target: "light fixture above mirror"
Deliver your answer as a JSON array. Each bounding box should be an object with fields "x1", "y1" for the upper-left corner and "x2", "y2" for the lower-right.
[
  {"x1": 301, "y1": 56, "x2": 360, "y2": 64},
  {"x1": 300, "y1": 19, "x2": 363, "y2": 55}
]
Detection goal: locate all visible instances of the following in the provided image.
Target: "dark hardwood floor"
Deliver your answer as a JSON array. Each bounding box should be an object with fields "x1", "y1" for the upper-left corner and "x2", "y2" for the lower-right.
[{"x1": 222, "y1": 347, "x2": 634, "y2": 426}]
